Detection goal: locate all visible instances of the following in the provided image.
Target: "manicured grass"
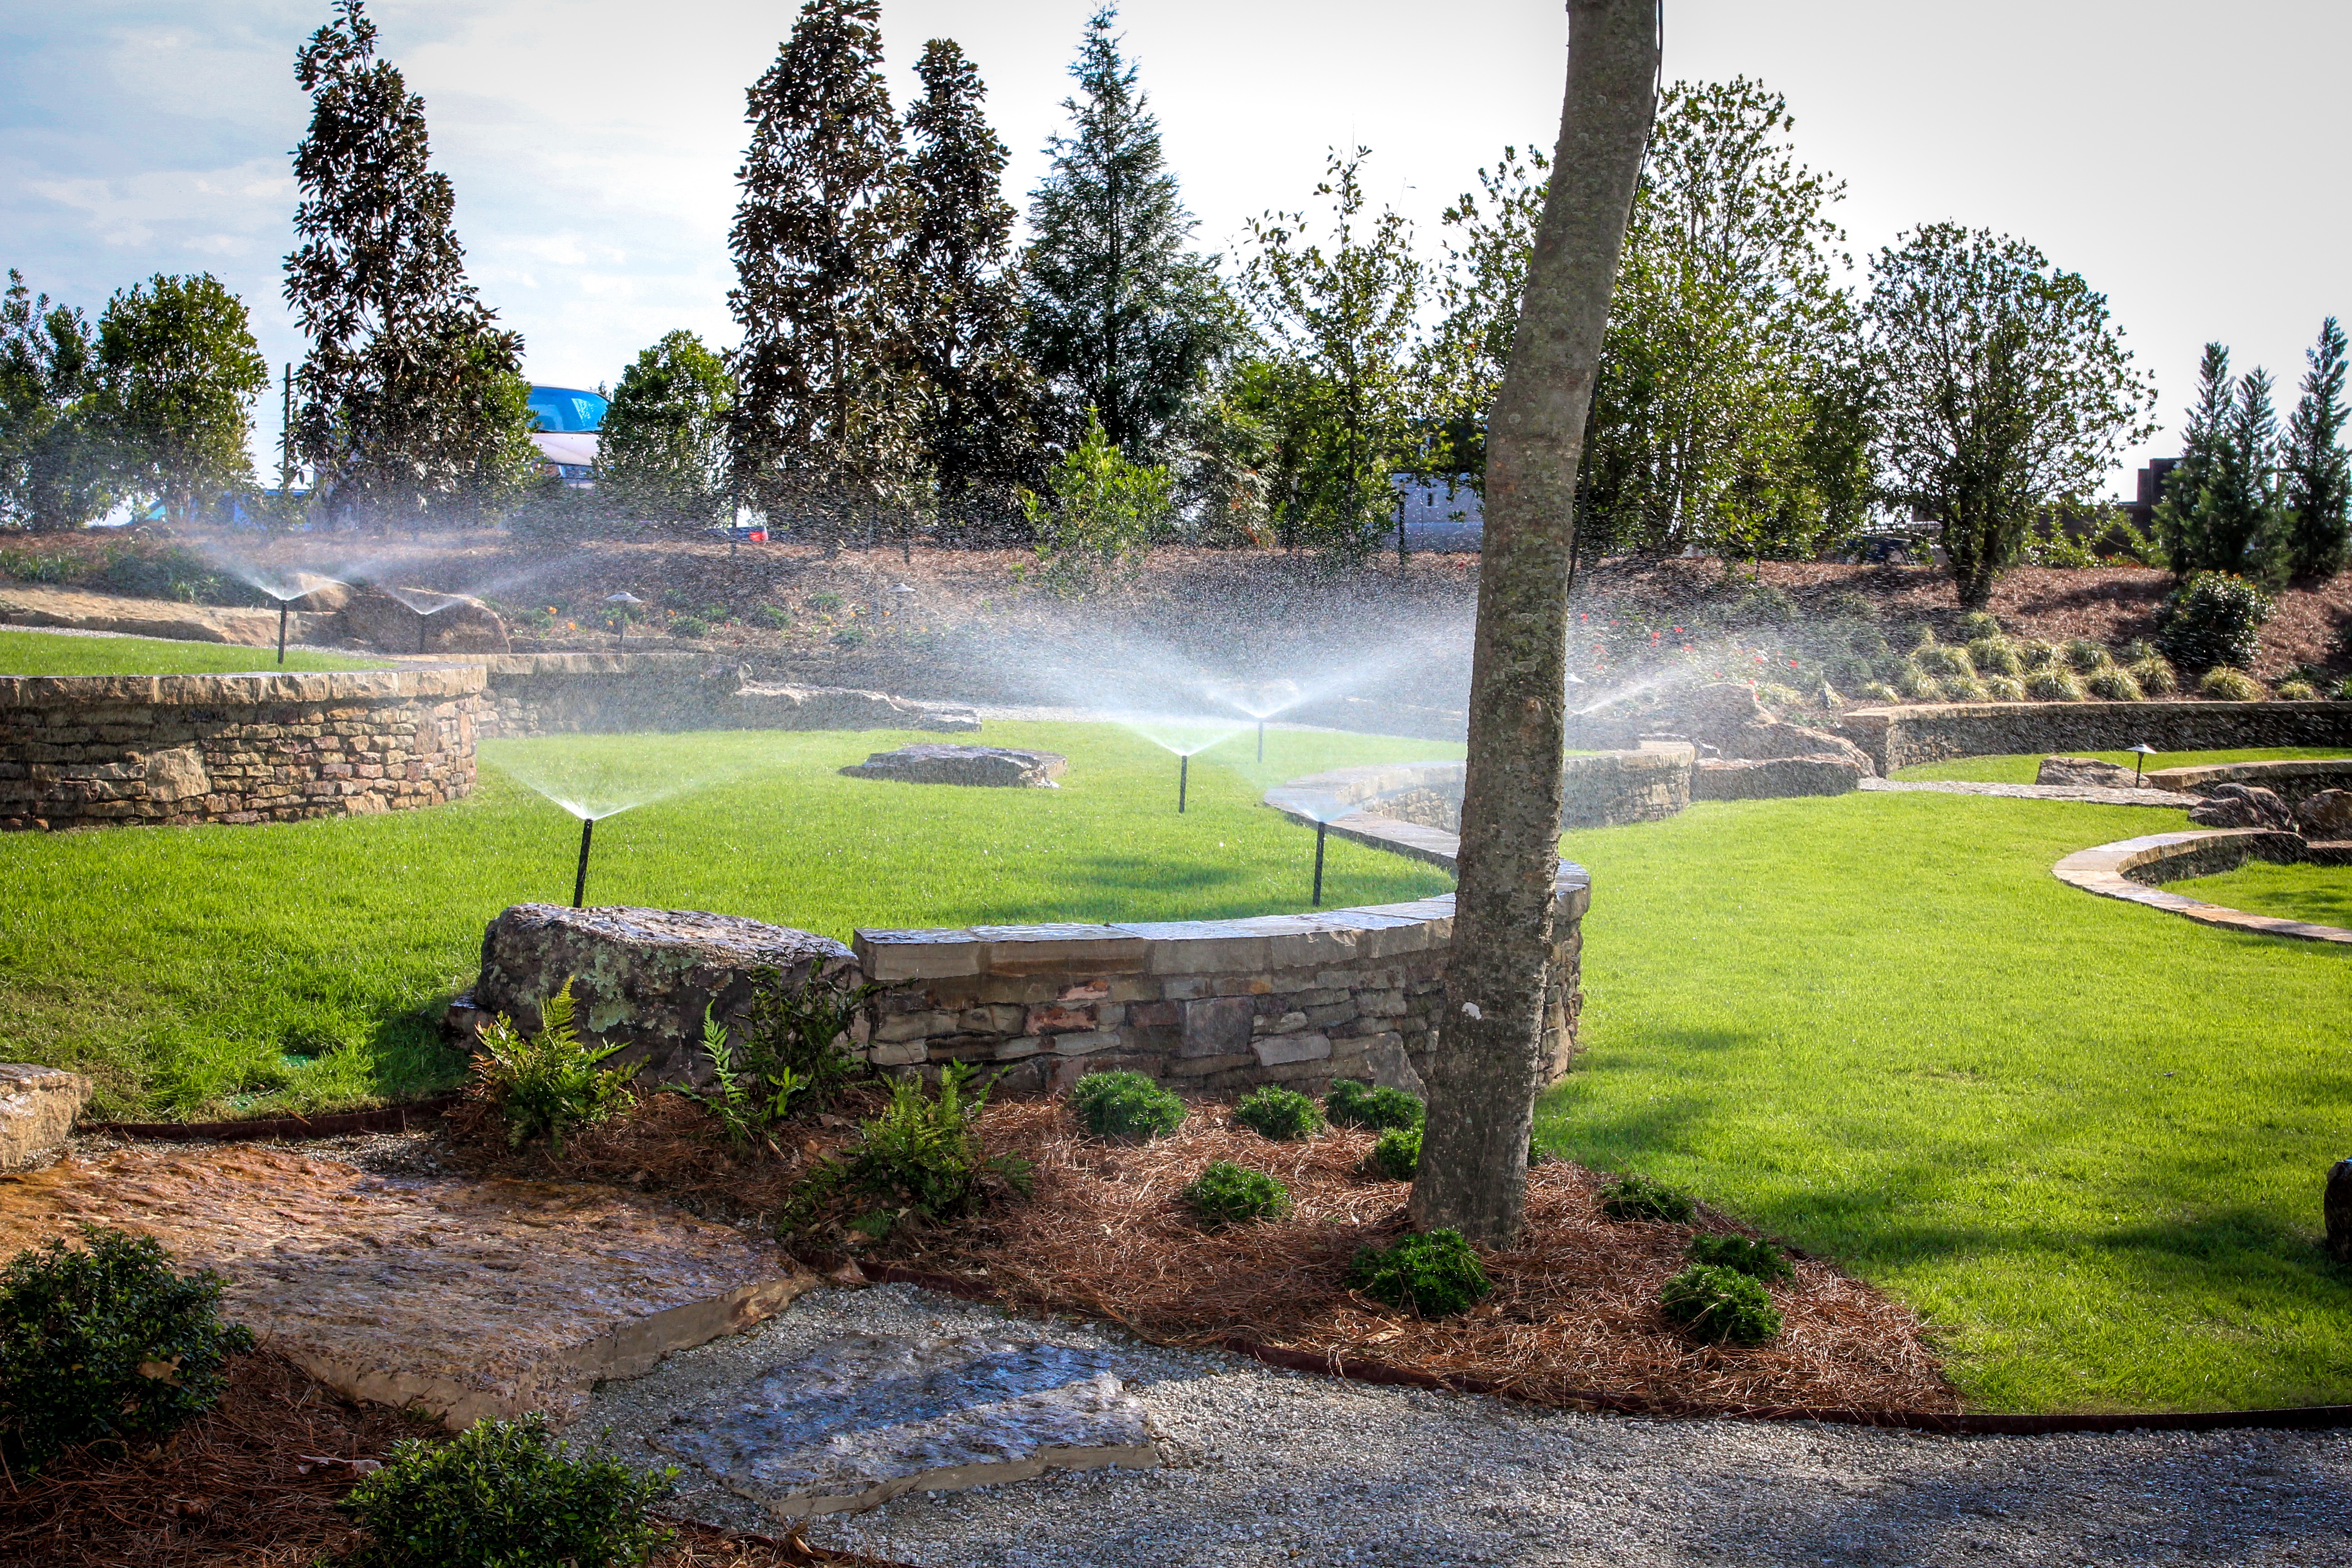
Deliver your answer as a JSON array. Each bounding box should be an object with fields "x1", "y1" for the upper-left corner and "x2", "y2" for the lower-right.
[
  {"x1": 0, "y1": 628, "x2": 383, "y2": 676},
  {"x1": 0, "y1": 721, "x2": 1454, "y2": 1122},
  {"x1": 1539, "y1": 792, "x2": 2352, "y2": 1413},
  {"x1": 1894, "y1": 746, "x2": 2348, "y2": 784},
  {"x1": 2171, "y1": 862, "x2": 2352, "y2": 930}
]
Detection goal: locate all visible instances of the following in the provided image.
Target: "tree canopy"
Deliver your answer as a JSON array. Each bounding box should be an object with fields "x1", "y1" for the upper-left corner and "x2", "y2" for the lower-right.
[
  {"x1": 598, "y1": 330, "x2": 734, "y2": 532},
  {"x1": 0, "y1": 270, "x2": 106, "y2": 533},
  {"x1": 91, "y1": 273, "x2": 269, "y2": 528}
]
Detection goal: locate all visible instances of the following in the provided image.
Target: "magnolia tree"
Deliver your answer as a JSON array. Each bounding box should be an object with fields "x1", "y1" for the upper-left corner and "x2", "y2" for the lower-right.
[{"x1": 1863, "y1": 224, "x2": 2155, "y2": 608}]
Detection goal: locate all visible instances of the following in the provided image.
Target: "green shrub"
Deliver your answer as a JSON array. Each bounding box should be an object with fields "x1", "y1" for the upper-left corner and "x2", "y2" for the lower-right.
[
  {"x1": 1362, "y1": 1127, "x2": 1421, "y2": 1181},
  {"x1": 1232, "y1": 1084, "x2": 1324, "y2": 1140},
  {"x1": 1857, "y1": 681, "x2": 1901, "y2": 704},
  {"x1": 2015, "y1": 637, "x2": 2060, "y2": 671},
  {"x1": 1955, "y1": 610, "x2": 2002, "y2": 640},
  {"x1": 1966, "y1": 637, "x2": 2023, "y2": 676},
  {"x1": 2129, "y1": 655, "x2": 2180, "y2": 696},
  {"x1": 2085, "y1": 667, "x2": 2144, "y2": 701},
  {"x1": 1346, "y1": 1229, "x2": 1490, "y2": 1317},
  {"x1": 1913, "y1": 642, "x2": 1974, "y2": 679},
  {"x1": 2060, "y1": 637, "x2": 2112, "y2": 673},
  {"x1": 1984, "y1": 675, "x2": 2027, "y2": 703},
  {"x1": 96, "y1": 546, "x2": 270, "y2": 608},
  {"x1": 2276, "y1": 678, "x2": 2319, "y2": 701},
  {"x1": 341, "y1": 1412, "x2": 676, "y2": 1568},
  {"x1": 830, "y1": 625, "x2": 867, "y2": 648},
  {"x1": 747, "y1": 604, "x2": 789, "y2": 631},
  {"x1": 668, "y1": 616, "x2": 708, "y2": 640},
  {"x1": 2198, "y1": 666, "x2": 2265, "y2": 701},
  {"x1": 1941, "y1": 676, "x2": 1990, "y2": 702},
  {"x1": 1902, "y1": 623, "x2": 1937, "y2": 651},
  {"x1": 1070, "y1": 1069, "x2": 1185, "y2": 1140},
  {"x1": 2333, "y1": 677, "x2": 2352, "y2": 701},
  {"x1": 2024, "y1": 668, "x2": 2086, "y2": 701},
  {"x1": 2156, "y1": 571, "x2": 2273, "y2": 671},
  {"x1": 807, "y1": 591, "x2": 845, "y2": 613},
  {"x1": 1725, "y1": 582, "x2": 1800, "y2": 627},
  {"x1": 1894, "y1": 665, "x2": 1944, "y2": 702},
  {"x1": 1183, "y1": 1161, "x2": 1289, "y2": 1225},
  {"x1": 659, "y1": 588, "x2": 694, "y2": 611},
  {"x1": 0, "y1": 1226, "x2": 253, "y2": 1470},
  {"x1": 700, "y1": 603, "x2": 729, "y2": 624},
  {"x1": 1659, "y1": 1264, "x2": 1783, "y2": 1347},
  {"x1": 1823, "y1": 590, "x2": 1877, "y2": 622},
  {"x1": 475, "y1": 979, "x2": 633, "y2": 1153},
  {"x1": 1325, "y1": 1079, "x2": 1425, "y2": 1132},
  {"x1": 1685, "y1": 1233, "x2": 1793, "y2": 1281},
  {"x1": 839, "y1": 1062, "x2": 1032, "y2": 1222},
  {"x1": 1599, "y1": 1172, "x2": 1696, "y2": 1222}
]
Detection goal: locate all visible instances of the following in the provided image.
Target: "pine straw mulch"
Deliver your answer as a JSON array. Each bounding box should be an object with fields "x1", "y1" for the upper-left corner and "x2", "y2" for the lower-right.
[
  {"x1": 866, "y1": 1098, "x2": 1960, "y2": 1420},
  {"x1": 0, "y1": 1349, "x2": 916, "y2": 1568}
]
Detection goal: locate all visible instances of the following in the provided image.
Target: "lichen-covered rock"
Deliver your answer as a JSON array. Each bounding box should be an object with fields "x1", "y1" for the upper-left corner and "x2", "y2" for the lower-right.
[
  {"x1": 2297, "y1": 788, "x2": 2352, "y2": 840},
  {"x1": 2187, "y1": 783, "x2": 2297, "y2": 832},
  {"x1": 842, "y1": 744, "x2": 1067, "y2": 788},
  {"x1": 470, "y1": 903, "x2": 858, "y2": 1082},
  {"x1": 2037, "y1": 755, "x2": 2141, "y2": 789},
  {"x1": 332, "y1": 587, "x2": 509, "y2": 654},
  {"x1": 1692, "y1": 755, "x2": 1864, "y2": 799},
  {"x1": 0, "y1": 1063, "x2": 92, "y2": 1169},
  {"x1": 735, "y1": 682, "x2": 980, "y2": 733}
]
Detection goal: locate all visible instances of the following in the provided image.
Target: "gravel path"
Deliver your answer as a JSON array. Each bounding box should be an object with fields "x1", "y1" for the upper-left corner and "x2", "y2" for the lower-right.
[
  {"x1": 583, "y1": 1282, "x2": 2351, "y2": 1568},
  {"x1": 1858, "y1": 778, "x2": 2199, "y2": 808}
]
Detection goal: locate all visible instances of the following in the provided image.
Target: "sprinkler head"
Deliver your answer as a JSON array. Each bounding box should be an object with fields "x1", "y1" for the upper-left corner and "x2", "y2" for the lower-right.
[
  {"x1": 1178, "y1": 753, "x2": 1189, "y2": 813},
  {"x1": 1312, "y1": 819, "x2": 1328, "y2": 907},
  {"x1": 572, "y1": 816, "x2": 597, "y2": 908}
]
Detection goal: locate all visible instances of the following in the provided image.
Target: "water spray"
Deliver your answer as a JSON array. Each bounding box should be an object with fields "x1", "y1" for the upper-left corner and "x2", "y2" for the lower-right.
[{"x1": 572, "y1": 817, "x2": 595, "y2": 908}]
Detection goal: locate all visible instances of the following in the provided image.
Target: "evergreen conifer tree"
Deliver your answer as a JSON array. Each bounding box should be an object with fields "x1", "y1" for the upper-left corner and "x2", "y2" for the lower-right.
[
  {"x1": 283, "y1": 0, "x2": 537, "y2": 529},
  {"x1": 902, "y1": 38, "x2": 1038, "y2": 505},
  {"x1": 2153, "y1": 342, "x2": 2232, "y2": 573},
  {"x1": 727, "y1": 0, "x2": 917, "y2": 545},
  {"x1": 2278, "y1": 316, "x2": 2350, "y2": 582},
  {"x1": 1020, "y1": 6, "x2": 1238, "y2": 459}
]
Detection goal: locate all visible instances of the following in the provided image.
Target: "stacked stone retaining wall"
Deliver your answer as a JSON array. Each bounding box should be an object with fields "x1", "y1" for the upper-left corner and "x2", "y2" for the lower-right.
[
  {"x1": 473, "y1": 653, "x2": 974, "y2": 737},
  {"x1": 1838, "y1": 700, "x2": 2352, "y2": 775},
  {"x1": 0, "y1": 666, "x2": 486, "y2": 830},
  {"x1": 1262, "y1": 746, "x2": 1693, "y2": 835}
]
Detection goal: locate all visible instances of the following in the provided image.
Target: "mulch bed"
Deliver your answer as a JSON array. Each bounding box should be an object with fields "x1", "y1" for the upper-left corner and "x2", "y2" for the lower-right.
[
  {"x1": 0, "y1": 1349, "x2": 913, "y2": 1568},
  {"x1": 867, "y1": 1099, "x2": 1958, "y2": 1419}
]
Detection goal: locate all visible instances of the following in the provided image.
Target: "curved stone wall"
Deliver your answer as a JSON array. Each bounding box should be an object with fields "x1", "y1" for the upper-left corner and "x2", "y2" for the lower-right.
[
  {"x1": 2052, "y1": 828, "x2": 2352, "y2": 945},
  {"x1": 0, "y1": 666, "x2": 486, "y2": 830},
  {"x1": 1264, "y1": 745, "x2": 1694, "y2": 835},
  {"x1": 1838, "y1": 700, "x2": 2352, "y2": 775}
]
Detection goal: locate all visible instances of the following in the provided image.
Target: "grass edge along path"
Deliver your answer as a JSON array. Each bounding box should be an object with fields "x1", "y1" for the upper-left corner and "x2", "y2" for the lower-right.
[{"x1": 1538, "y1": 790, "x2": 2352, "y2": 1415}]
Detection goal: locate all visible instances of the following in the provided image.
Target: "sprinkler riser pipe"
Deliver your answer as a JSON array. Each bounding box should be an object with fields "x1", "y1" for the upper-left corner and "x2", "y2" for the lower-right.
[
  {"x1": 1178, "y1": 754, "x2": 1188, "y2": 813},
  {"x1": 1257, "y1": 720, "x2": 1264, "y2": 762},
  {"x1": 572, "y1": 816, "x2": 595, "y2": 909},
  {"x1": 1312, "y1": 820, "x2": 1327, "y2": 907},
  {"x1": 276, "y1": 602, "x2": 289, "y2": 665}
]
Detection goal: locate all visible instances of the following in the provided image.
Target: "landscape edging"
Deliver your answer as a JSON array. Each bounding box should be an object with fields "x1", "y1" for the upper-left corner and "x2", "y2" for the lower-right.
[{"x1": 2052, "y1": 828, "x2": 2352, "y2": 944}]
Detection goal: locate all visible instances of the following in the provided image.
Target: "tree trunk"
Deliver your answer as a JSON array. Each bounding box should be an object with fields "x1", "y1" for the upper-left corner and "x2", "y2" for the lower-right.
[{"x1": 1410, "y1": 0, "x2": 1658, "y2": 1247}]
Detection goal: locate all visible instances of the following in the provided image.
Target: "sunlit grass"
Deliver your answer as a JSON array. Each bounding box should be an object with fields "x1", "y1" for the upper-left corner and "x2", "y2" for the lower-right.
[
  {"x1": 2171, "y1": 861, "x2": 2352, "y2": 930},
  {"x1": 0, "y1": 628, "x2": 385, "y2": 676},
  {"x1": 1894, "y1": 746, "x2": 2347, "y2": 784}
]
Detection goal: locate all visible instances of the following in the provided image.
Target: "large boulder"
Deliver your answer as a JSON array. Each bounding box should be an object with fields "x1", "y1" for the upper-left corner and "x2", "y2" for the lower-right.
[
  {"x1": 735, "y1": 681, "x2": 980, "y2": 733},
  {"x1": 332, "y1": 587, "x2": 510, "y2": 654},
  {"x1": 2186, "y1": 784, "x2": 2297, "y2": 832},
  {"x1": 466, "y1": 904, "x2": 858, "y2": 1083},
  {"x1": 842, "y1": 744, "x2": 1066, "y2": 788},
  {"x1": 2296, "y1": 788, "x2": 2352, "y2": 841},
  {"x1": 1692, "y1": 755, "x2": 1864, "y2": 800},
  {"x1": 0, "y1": 1063, "x2": 92, "y2": 1169},
  {"x1": 2037, "y1": 755, "x2": 2142, "y2": 789},
  {"x1": 1641, "y1": 683, "x2": 1878, "y2": 774}
]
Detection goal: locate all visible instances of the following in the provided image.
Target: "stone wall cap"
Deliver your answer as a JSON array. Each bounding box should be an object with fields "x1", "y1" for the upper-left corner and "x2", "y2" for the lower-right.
[
  {"x1": 500, "y1": 903, "x2": 851, "y2": 964},
  {"x1": 0, "y1": 664, "x2": 484, "y2": 706}
]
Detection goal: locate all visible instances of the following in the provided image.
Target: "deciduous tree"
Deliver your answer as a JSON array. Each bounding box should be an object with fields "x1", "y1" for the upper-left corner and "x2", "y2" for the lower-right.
[
  {"x1": 1409, "y1": 0, "x2": 1657, "y2": 1247},
  {"x1": 727, "y1": 0, "x2": 918, "y2": 548},
  {"x1": 1019, "y1": 5, "x2": 1238, "y2": 460},
  {"x1": 1863, "y1": 223, "x2": 2154, "y2": 608},
  {"x1": 283, "y1": 0, "x2": 538, "y2": 529},
  {"x1": 92, "y1": 273, "x2": 269, "y2": 528},
  {"x1": 0, "y1": 270, "x2": 107, "y2": 533},
  {"x1": 598, "y1": 331, "x2": 734, "y2": 531}
]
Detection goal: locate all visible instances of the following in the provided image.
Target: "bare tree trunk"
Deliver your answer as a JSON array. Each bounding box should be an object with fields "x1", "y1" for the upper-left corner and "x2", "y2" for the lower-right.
[{"x1": 1411, "y1": 0, "x2": 1658, "y2": 1246}]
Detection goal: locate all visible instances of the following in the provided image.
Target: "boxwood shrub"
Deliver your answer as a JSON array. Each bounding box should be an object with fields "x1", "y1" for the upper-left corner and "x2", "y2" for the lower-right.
[
  {"x1": 1346, "y1": 1229, "x2": 1490, "y2": 1317},
  {"x1": 0, "y1": 1225, "x2": 254, "y2": 1470},
  {"x1": 1599, "y1": 1172, "x2": 1695, "y2": 1223},
  {"x1": 2156, "y1": 571, "x2": 2273, "y2": 672},
  {"x1": 1325, "y1": 1079, "x2": 1424, "y2": 1132},
  {"x1": 1362, "y1": 1127, "x2": 1421, "y2": 1182},
  {"x1": 1182, "y1": 1161, "x2": 1289, "y2": 1226},
  {"x1": 1659, "y1": 1264, "x2": 1783, "y2": 1347},
  {"x1": 341, "y1": 1412, "x2": 676, "y2": 1568},
  {"x1": 1070, "y1": 1070, "x2": 1185, "y2": 1141},
  {"x1": 1685, "y1": 1233, "x2": 1793, "y2": 1281},
  {"x1": 1232, "y1": 1084, "x2": 1324, "y2": 1140}
]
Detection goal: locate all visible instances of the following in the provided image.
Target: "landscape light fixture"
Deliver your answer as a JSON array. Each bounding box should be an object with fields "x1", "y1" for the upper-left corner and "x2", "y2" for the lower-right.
[
  {"x1": 2129, "y1": 742, "x2": 2158, "y2": 786},
  {"x1": 571, "y1": 817, "x2": 596, "y2": 908},
  {"x1": 605, "y1": 592, "x2": 644, "y2": 645}
]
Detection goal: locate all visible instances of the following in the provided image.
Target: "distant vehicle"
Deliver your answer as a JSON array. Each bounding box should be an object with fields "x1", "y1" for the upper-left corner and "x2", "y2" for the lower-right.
[
  {"x1": 529, "y1": 386, "x2": 607, "y2": 485},
  {"x1": 707, "y1": 519, "x2": 769, "y2": 544}
]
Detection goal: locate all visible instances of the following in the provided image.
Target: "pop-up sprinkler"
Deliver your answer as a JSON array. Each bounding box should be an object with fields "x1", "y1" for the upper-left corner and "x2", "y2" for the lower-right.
[
  {"x1": 1177, "y1": 754, "x2": 1189, "y2": 813},
  {"x1": 572, "y1": 817, "x2": 596, "y2": 908},
  {"x1": 1312, "y1": 819, "x2": 1328, "y2": 906},
  {"x1": 276, "y1": 601, "x2": 290, "y2": 665}
]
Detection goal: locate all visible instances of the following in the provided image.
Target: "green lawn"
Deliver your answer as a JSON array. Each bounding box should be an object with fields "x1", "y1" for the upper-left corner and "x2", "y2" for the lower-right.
[
  {"x1": 1894, "y1": 746, "x2": 2348, "y2": 784},
  {"x1": 1539, "y1": 792, "x2": 2352, "y2": 1413},
  {"x1": 0, "y1": 721, "x2": 1455, "y2": 1122},
  {"x1": 2171, "y1": 861, "x2": 2352, "y2": 930},
  {"x1": 0, "y1": 628, "x2": 383, "y2": 676}
]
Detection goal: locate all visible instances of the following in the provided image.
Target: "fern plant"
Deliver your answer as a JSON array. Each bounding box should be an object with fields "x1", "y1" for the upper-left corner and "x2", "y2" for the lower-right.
[
  {"x1": 475, "y1": 978, "x2": 633, "y2": 1153},
  {"x1": 672, "y1": 1005, "x2": 818, "y2": 1148},
  {"x1": 733, "y1": 965, "x2": 878, "y2": 1116}
]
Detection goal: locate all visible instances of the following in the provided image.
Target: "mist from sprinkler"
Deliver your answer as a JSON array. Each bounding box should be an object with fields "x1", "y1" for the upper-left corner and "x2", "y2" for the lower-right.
[
  {"x1": 211, "y1": 566, "x2": 347, "y2": 664},
  {"x1": 1114, "y1": 718, "x2": 1250, "y2": 812},
  {"x1": 1269, "y1": 789, "x2": 1356, "y2": 906},
  {"x1": 480, "y1": 736, "x2": 768, "y2": 908}
]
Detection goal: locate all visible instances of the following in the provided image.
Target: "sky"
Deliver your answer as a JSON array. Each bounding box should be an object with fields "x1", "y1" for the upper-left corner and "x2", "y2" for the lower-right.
[{"x1": 5, "y1": 0, "x2": 2347, "y2": 494}]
